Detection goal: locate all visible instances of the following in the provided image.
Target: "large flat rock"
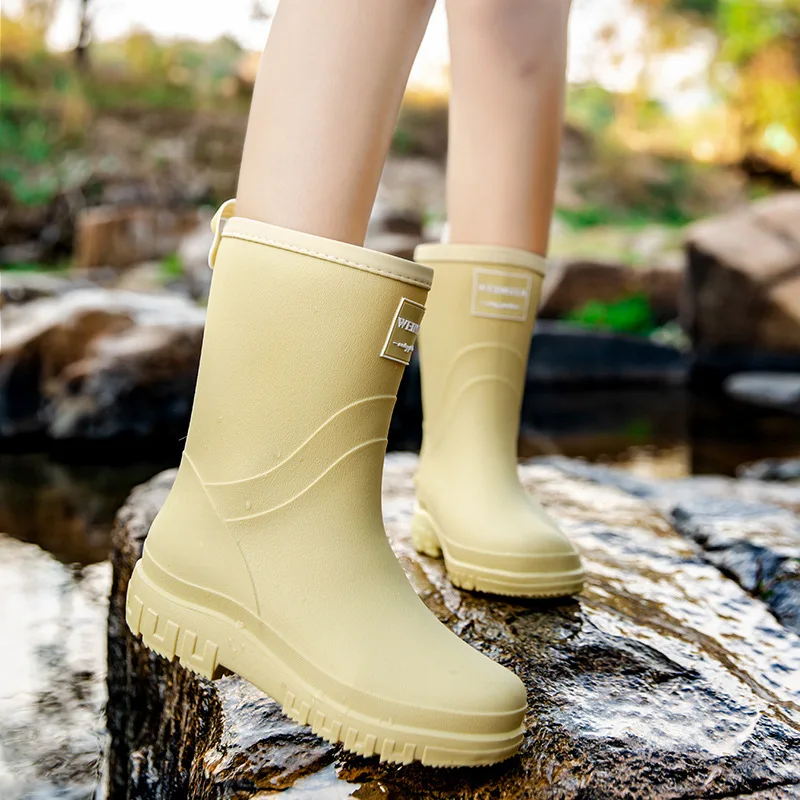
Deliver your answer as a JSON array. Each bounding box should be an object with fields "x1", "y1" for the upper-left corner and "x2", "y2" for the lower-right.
[{"x1": 107, "y1": 455, "x2": 800, "y2": 799}]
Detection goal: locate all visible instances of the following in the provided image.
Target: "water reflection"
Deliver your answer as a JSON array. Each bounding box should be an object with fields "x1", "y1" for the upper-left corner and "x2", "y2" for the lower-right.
[
  {"x1": 0, "y1": 537, "x2": 111, "y2": 800},
  {"x1": 0, "y1": 444, "x2": 177, "y2": 800},
  {"x1": 519, "y1": 388, "x2": 800, "y2": 477},
  {"x1": 0, "y1": 444, "x2": 179, "y2": 566}
]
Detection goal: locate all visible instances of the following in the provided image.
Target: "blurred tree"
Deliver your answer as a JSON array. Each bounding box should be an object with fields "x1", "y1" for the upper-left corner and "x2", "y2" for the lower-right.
[
  {"x1": 74, "y1": 0, "x2": 93, "y2": 71},
  {"x1": 0, "y1": 0, "x2": 58, "y2": 56},
  {"x1": 628, "y1": 0, "x2": 800, "y2": 177},
  {"x1": 250, "y1": 1, "x2": 276, "y2": 21}
]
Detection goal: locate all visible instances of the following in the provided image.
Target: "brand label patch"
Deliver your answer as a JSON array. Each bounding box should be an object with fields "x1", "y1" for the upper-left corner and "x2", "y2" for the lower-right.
[
  {"x1": 381, "y1": 297, "x2": 425, "y2": 365},
  {"x1": 471, "y1": 268, "x2": 532, "y2": 322}
]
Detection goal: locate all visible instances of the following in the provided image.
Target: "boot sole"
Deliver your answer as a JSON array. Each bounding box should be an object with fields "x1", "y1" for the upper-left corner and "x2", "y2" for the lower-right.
[
  {"x1": 125, "y1": 558, "x2": 525, "y2": 768},
  {"x1": 411, "y1": 507, "x2": 585, "y2": 598}
]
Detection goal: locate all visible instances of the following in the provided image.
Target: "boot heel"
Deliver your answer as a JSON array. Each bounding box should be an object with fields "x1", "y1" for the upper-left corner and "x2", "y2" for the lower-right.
[
  {"x1": 411, "y1": 506, "x2": 443, "y2": 558},
  {"x1": 126, "y1": 561, "x2": 224, "y2": 680}
]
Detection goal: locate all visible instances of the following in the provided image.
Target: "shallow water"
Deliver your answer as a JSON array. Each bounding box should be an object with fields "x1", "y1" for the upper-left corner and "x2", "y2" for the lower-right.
[{"x1": 1, "y1": 389, "x2": 799, "y2": 799}]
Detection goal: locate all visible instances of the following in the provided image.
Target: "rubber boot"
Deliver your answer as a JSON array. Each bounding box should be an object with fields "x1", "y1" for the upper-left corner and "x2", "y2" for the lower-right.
[
  {"x1": 412, "y1": 243, "x2": 584, "y2": 598},
  {"x1": 125, "y1": 203, "x2": 527, "y2": 767}
]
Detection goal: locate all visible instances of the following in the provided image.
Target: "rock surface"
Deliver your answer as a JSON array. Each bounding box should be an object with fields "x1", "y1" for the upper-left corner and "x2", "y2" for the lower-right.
[
  {"x1": 0, "y1": 270, "x2": 89, "y2": 309},
  {"x1": 539, "y1": 259, "x2": 683, "y2": 324},
  {"x1": 741, "y1": 457, "x2": 800, "y2": 482},
  {"x1": 537, "y1": 457, "x2": 800, "y2": 633},
  {"x1": 683, "y1": 192, "x2": 800, "y2": 359},
  {"x1": 107, "y1": 455, "x2": 800, "y2": 799},
  {"x1": 528, "y1": 321, "x2": 689, "y2": 384},
  {"x1": 0, "y1": 289, "x2": 204, "y2": 438},
  {"x1": 75, "y1": 206, "x2": 202, "y2": 269},
  {"x1": 725, "y1": 372, "x2": 800, "y2": 413}
]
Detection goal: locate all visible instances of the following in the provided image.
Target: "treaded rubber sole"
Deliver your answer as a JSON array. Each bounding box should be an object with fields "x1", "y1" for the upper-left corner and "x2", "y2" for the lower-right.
[
  {"x1": 411, "y1": 506, "x2": 585, "y2": 598},
  {"x1": 125, "y1": 560, "x2": 524, "y2": 767}
]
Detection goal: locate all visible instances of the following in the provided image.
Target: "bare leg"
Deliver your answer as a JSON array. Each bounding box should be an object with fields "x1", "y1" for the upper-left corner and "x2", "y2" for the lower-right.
[
  {"x1": 445, "y1": 0, "x2": 572, "y2": 254},
  {"x1": 412, "y1": 0, "x2": 583, "y2": 600},
  {"x1": 236, "y1": 0, "x2": 434, "y2": 245}
]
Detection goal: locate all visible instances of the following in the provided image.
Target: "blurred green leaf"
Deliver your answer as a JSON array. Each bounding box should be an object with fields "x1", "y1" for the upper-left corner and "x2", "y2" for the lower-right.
[{"x1": 565, "y1": 294, "x2": 658, "y2": 336}]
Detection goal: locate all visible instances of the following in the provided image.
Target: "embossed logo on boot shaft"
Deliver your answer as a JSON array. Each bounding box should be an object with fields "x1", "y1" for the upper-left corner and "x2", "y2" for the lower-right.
[
  {"x1": 381, "y1": 297, "x2": 425, "y2": 365},
  {"x1": 471, "y1": 268, "x2": 533, "y2": 322}
]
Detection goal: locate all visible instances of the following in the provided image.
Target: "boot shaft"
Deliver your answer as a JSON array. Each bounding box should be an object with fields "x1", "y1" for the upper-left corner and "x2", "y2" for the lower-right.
[
  {"x1": 414, "y1": 243, "x2": 547, "y2": 465},
  {"x1": 186, "y1": 211, "x2": 432, "y2": 484}
]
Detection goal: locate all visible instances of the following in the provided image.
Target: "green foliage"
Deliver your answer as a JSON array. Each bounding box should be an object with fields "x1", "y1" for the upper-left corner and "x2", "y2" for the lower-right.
[
  {"x1": 0, "y1": 261, "x2": 69, "y2": 273},
  {"x1": 622, "y1": 418, "x2": 654, "y2": 443},
  {"x1": 650, "y1": 320, "x2": 691, "y2": 350},
  {"x1": 555, "y1": 201, "x2": 692, "y2": 230},
  {"x1": 718, "y1": 0, "x2": 799, "y2": 64},
  {"x1": 391, "y1": 127, "x2": 414, "y2": 155},
  {"x1": 668, "y1": 0, "x2": 719, "y2": 19},
  {"x1": 565, "y1": 294, "x2": 658, "y2": 336},
  {"x1": 159, "y1": 252, "x2": 184, "y2": 282},
  {"x1": 0, "y1": 113, "x2": 61, "y2": 206},
  {"x1": 566, "y1": 85, "x2": 617, "y2": 133}
]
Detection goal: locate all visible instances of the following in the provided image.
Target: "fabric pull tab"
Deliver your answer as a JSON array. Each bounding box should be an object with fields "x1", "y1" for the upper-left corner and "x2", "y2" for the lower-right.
[{"x1": 208, "y1": 198, "x2": 237, "y2": 269}]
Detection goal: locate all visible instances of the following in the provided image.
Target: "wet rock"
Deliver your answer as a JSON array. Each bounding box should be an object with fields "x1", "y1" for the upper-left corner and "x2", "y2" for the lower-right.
[
  {"x1": 528, "y1": 321, "x2": 689, "y2": 384},
  {"x1": 175, "y1": 212, "x2": 215, "y2": 301},
  {"x1": 375, "y1": 157, "x2": 446, "y2": 225},
  {"x1": 725, "y1": 372, "x2": 800, "y2": 413},
  {"x1": 0, "y1": 269, "x2": 92, "y2": 308},
  {"x1": 540, "y1": 259, "x2": 683, "y2": 324},
  {"x1": 108, "y1": 455, "x2": 800, "y2": 799},
  {"x1": 535, "y1": 456, "x2": 800, "y2": 633},
  {"x1": 0, "y1": 289, "x2": 204, "y2": 438},
  {"x1": 75, "y1": 206, "x2": 202, "y2": 269},
  {"x1": 741, "y1": 457, "x2": 800, "y2": 482},
  {"x1": 683, "y1": 192, "x2": 800, "y2": 366}
]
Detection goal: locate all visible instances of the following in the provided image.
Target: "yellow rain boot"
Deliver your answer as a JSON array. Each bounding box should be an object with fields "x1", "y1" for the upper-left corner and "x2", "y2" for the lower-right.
[
  {"x1": 125, "y1": 203, "x2": 527, "y2": 767},
  {"x1": 412, "y1": 243, "x2": 584, "y2": 598}
]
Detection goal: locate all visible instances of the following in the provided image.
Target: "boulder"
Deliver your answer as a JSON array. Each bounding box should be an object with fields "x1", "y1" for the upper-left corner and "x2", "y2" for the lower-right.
[
  {"x1": 740, "y1": 457, "x2": 800, "y2": 482},
  {"x1": 528, "y1": 321, "x2": 689, "y2": 384},
  {"x1": 0, "y1": 289, "x2": 204, "y2": 438},
  {"x1": 74, "y1": 206, "x2": 201, "y2": 270},
  {"x1": 175, "y1": 213, "x2": 215, "y2": 301},
  {"x1": 725, "y1": 372, "x2": 800, "y2": 413},
  {"x1": 540, "y1": 259, "x2": 683, "y2": 324},
  {"x1": 683, "y1": 192, "x2": 800, "y2": 360},
  {"x1": 107, "y1": 455, "x2": 800, "y2": 799},
  {"x1": 0, "y1": 270, "x2": 90, "y2": 309}
]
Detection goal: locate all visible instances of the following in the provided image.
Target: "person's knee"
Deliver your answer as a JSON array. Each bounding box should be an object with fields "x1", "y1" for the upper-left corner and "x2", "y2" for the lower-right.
[
  {"x1": 449, "y1": 0, "x2": 571, "y2": 77},
  {"x1": 450, "y1": 0, "x2": 571, "y2": 28}
]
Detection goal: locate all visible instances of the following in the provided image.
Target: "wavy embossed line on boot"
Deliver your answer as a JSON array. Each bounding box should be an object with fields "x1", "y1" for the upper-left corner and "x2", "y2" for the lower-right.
[
  {"x1": 421, "y1": 343, "x2": 525, "y2": 454},
  {"x1": 424, "y1": 344, "x2": 524, "y2": 440},
  {"x1": 436, "y1": 343, "x2": 525, "y2": 406},
  {"x1": 201, "y1": 395, "x2": 394, "y2": 486},
  {"x1": 212, "y1": 437, "x2": 388, "y2": 522},
  {"x1": 179, "y1": 455, "x2": 262, "y2": 614}
]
